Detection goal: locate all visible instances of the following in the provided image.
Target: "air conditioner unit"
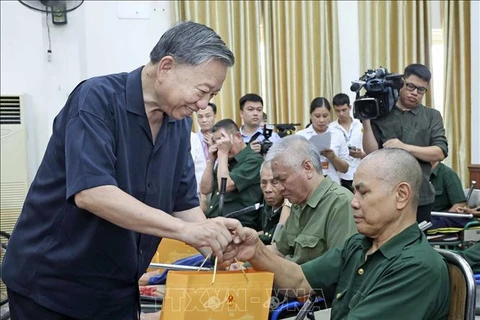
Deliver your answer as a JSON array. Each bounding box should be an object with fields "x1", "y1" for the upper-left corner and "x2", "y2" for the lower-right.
[{"x1": 0, "y1": 95, "x2": 28, "y2": 236}]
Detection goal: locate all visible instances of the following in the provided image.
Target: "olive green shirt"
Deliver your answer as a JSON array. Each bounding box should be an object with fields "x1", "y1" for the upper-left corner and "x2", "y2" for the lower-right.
[
  {"x1": 457, "y1": 242, "x2": 480, "y2": 273},
  {"x1": 371, "y1": 104, "x2": 448, "y2": 205},
  {"x1": 205, "y1": 146, "x2": 263, "y2": 229},
  {"x1": 430, "y1": 162, "x2": 466, "y2": 212},
  {"x1": 273, "y1": 177, "x2": 357, "y2": 264},
  {"x1": 302, "y1": 224, "x2": 450, "y2": 320}
]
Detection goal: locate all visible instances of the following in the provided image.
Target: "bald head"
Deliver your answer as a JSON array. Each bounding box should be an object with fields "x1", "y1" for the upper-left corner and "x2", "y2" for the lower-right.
[{"x1": 359, "y1": 148, "x2": 422, "y2": 207}]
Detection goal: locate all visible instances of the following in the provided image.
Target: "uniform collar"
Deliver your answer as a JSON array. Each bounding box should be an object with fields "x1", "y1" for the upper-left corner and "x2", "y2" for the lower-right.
[
  {"x1": 394, "y1": 104, "x2": 423, "y2": 115},
  {"x1": 304, "y1": 176, "x2": 335, "y2": 209},
  {"x1": 430, "y1": 163, "x2": 441, "y2": 179},
  {"x1": 360, "y1": 223, "x2": 423, "y2": 260},
  {"x1": 240, "y1": 125, "x2": 262, "y2": 138},
  {"x1": 233, "y1": 144, "x2": 257, "y2": 163}
]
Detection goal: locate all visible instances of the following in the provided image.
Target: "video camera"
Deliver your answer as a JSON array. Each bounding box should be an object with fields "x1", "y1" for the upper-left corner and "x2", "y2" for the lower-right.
[
  {"x1": 273, "y1": 123, "x2": 301, "y2": 138},
  {"x1": 249, "y1": 124, "x2": 273, "y2": 156},
  {"x1": 350, "y1": 67, "x2": 404, "y2": 120},
  {"x1": 249, "y1": 123, "x2": 300, "y2": 156}
]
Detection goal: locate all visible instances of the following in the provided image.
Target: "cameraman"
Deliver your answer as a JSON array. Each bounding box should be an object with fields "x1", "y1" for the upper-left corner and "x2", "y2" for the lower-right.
[
  {"x1": 238, "y1": 93, "x2": 281, "y2": 154},
  {"x1": 362, "y1": 63, "x2": 448, "y2": 223}
]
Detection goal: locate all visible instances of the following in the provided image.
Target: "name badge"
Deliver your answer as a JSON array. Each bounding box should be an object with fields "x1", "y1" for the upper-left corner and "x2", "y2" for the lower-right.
[{"x1": 322, "y1": 161, "x2": 329, "y2": 170}]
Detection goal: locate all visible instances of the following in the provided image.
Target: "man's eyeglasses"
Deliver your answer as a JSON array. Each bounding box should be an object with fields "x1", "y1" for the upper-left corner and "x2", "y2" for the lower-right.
[{"x1": 405, "y1": 82, "x2": 428, "y2": 94}]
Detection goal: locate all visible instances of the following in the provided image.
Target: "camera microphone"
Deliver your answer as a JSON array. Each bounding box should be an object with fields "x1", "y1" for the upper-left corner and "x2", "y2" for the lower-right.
[{"x1": 350, "y1": 82, "x2": 363, "y2": 92}]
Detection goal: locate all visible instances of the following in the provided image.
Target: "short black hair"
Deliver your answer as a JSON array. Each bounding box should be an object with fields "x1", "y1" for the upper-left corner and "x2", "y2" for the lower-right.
[
  {"x1": 212, "y1": 118, "x2": 239, "y2": 135},
  {"x1": 239, "y1": 93, "x2": 263, "y2": 111},
  {"x1": 309, "y1": 97, "x2": 331, "y2": 114},
  {"x1": 404, "y1": 64, "x2": 431, "y2": 83},
  {"x1": 207, "y1": 102, "x2": 217, "y2": 114},
  {"x1": 332, "y1": 93, "x2": 350, "y2": 107}
]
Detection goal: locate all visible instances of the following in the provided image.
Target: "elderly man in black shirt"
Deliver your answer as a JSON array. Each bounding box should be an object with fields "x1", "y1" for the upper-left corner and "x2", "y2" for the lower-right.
[
  {"x1": 363, "y1": 63, "x2": 448, "y2": 223},
  {"x1": 257, "y1": 160, "x2": 291, "y2": 244}
]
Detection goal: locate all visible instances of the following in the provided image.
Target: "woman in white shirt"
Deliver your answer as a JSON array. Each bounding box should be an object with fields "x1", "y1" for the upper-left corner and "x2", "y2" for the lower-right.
[{"x1": 296, "y1": 97, "x2": 349, "y2": 184}]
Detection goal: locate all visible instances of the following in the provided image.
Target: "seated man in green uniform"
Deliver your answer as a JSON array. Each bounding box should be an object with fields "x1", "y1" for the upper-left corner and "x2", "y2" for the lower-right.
[
  {"x1": 266, "y1": 135, "x2": 357, "y2": 264},
  {"x1": 200, "y1": 119, "x2": 264, "y2": 229},
  {"x1": 229, "y1": 147, "x2": 450, "y2": 319},
  {"x1": 257, "y1": 160, "x2": 291, "y2": 245},
  {"x1": 430, "y1": 161, "x2": 470, "y2": 230},
  {"x1": 430, "y1": 161, "x2": 467, "y2": 212},
  {"x1": 457, "y1": 242, "x2": 480, "y2": 274}
]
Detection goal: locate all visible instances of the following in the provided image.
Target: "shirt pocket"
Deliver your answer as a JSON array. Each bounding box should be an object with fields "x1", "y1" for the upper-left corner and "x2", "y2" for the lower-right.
[
  {"x1": 434, "y1": 187, "x2": 444, "y2": 196},
  {"x1": 293, "y1": 234, "x2": 323, "y2": 262},
  {"x1": 293, "y1": 234, "x2": 321, "y2": 248},
  {"x1": 348, "y1": 290, "x2": 366, "y2": 311},
  {"x1": 402, "y1": 124, "x2": 430, "y2": 146}
]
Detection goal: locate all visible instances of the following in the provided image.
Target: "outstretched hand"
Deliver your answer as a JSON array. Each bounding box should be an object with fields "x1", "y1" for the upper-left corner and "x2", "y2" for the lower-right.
[
  {"x1": 182, "y1": 217, "x2": 245, "y2": 262},
  {"x1": 456, "y1": 206, "x2": 480, "y2": 217},
  {"x1": 220, "y1": 227, "x2": 260, "y2": 267}
]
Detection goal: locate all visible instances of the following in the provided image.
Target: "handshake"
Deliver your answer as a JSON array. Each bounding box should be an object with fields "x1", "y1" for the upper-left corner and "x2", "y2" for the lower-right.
[{"x1": 181, "y1": 217, "x2": 260, "y2": 268}]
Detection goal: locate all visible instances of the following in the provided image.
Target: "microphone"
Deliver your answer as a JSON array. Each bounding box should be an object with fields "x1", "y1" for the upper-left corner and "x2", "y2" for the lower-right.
[
  {"x1": 218, "y1": 177, "x2": 227, "y2": 216},
  {"x1": 224, "y1": 203, "x2": 264, "y2": 219},
  {"x1": 350, "y1": 81, "x2": 363, "y2": 92}
]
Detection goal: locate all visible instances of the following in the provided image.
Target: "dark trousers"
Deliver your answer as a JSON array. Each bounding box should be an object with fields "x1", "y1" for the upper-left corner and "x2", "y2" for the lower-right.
[
  {"x1": 340, "y1": 179, "x2": 354, "y2": 193},
  {"x1": 417, "y1": 203, "x2": 433, "y2": 224},
  {"x1": 430, "y1": 216, "x2": 472, "y2": 229},
  {"x1": 7, "y1": 288, "x2": 139, "y2": 320},
  {"x1": 7, "y1": 288, "x2": 75, "y2": 320}
]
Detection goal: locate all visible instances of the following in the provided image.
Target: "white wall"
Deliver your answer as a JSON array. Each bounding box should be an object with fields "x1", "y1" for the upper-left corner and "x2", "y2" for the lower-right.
[
  {"x1": 1, "y1": 1, "x2": 171, "y2": 183},
  {"x1": 1, "y1": 0, "x2": 479, "y2": 183}
]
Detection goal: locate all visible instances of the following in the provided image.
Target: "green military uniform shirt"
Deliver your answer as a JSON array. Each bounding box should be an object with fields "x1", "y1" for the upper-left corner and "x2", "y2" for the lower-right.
[
  {"x1": 371, "y1": 104, "x2": 448, "y2": 206},
  {"x1": 457, "y1": 242, "x2": 480, "y2": 273},
  {"x1": 302, "y1": 224, "x2": 450, "y2": 320},
  {"x1": 430, "y1": 162, "x2": 466, "y2": 212},
  {"x1": 205, "y1": 146, "x2": 263, "y2": 229},
  {"x1": 273, "y1": 177, "x2": 357, "y2": 264}
]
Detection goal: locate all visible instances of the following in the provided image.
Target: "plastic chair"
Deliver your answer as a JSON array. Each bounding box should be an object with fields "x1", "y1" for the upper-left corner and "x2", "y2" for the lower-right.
[{"x1": 436, "y1": 248, "x2": 477, "y2": 320}]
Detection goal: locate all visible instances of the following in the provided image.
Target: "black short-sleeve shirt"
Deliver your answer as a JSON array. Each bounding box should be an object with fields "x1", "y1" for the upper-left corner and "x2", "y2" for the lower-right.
[{"x1": 2, "y1": 67, "x2": 199, "y2": 319}]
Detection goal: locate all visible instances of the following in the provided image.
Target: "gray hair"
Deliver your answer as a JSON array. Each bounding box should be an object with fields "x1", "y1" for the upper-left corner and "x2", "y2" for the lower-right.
[
  {"x1": 259, "y1": 160, "x2": 272, "y2": 174},
  {"x1": 359, "y1": 148, "x2": 422, "y2": 206},
  {"x1": 265, "y1": 135, "x2": 323, "y2": 174},
  {"x1": 150, "y1": 21, "x2": 235, "y2": 67}
]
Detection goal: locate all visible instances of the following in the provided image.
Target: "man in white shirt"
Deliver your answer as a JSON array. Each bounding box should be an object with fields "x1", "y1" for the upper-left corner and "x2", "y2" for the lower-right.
[
  {"x1": 196, "y1": 102, "x2": 217, "y2": 162},
  {"x1": 238, "y1": 93, "x2": 280, "y2": 154},
  {"x1": 196, "y1": 102, "x2": 217, "y2": 210},
  {"x1": 330, "y1": 93, "x2": 366, "y2": 192},
  {"x1": 190, "y1": 132, "x2": 206, "y2": 198}
]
